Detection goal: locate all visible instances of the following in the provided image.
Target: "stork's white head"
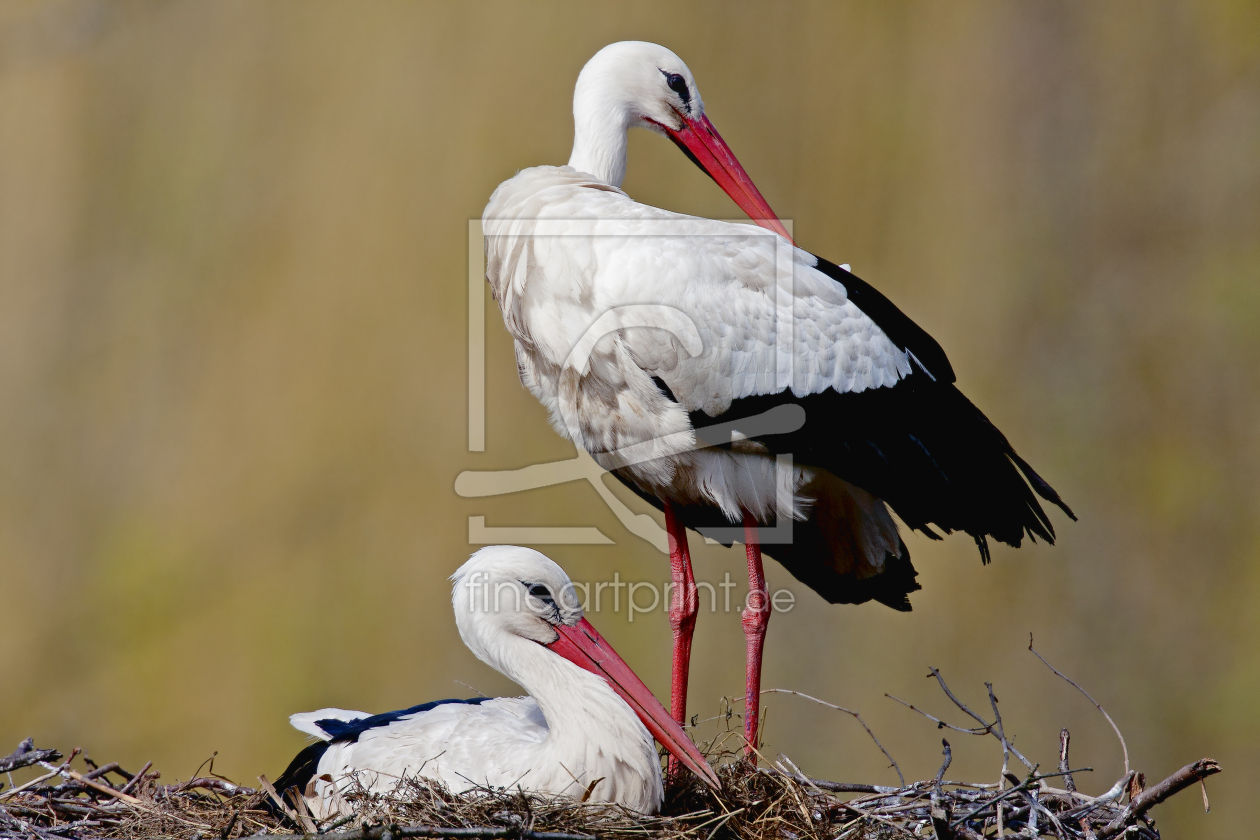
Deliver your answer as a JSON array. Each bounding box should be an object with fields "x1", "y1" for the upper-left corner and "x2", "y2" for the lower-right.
[
  {"x1": 572, "y1": 41, "x2": 704, "y2": 139},
  {"x1": 567, "y1": 41, "x2": 792, "y2": 242},
  {"x1": 451, "y1": 545, "x2": 582, "y2": 650},
  {"x1": 449, "y1": 545, "x2": 720, "y2": 790}
]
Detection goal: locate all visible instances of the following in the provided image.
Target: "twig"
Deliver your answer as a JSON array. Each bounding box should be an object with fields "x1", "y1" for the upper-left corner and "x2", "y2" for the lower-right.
[
  {"x1": 119, "y1": 761, "x2": 152, "y2": 796},
  {"x1": 929, "y1": 797, "x2": 953, "y2": 840},
  {"x1": 988, "y1": 681, "x2": 1036, "y2": 773},
  {"x1": 930, "y1": 740, "x2": 954, "y2": 840},
  {"x1": 951, "y1": 777, "x2": 1038, "y2": 828},
  {"x1": 1003, "y1": 772, "x2": 1066, "y2": 839},
  {"x1": 934, "y1": 740, "x2": 952, "y2": 789},
  {"x1": 221, "y1": 809, "x2": 239, "y2": 840},
  {"x1": 1059, "y1": 729, "x2": 1076, "y2": 793},
  {"x1": 1096, "y1": 759, "x2": 1221, "y2": 839},
  {"x1": 0, "y1": 740, "x2": 62, "y2": 775},
  {"x1": 259, "y1": 775, "x2": 300, "y2": 826},
  {"x1": 888, "y1": 673, "x2": 1034, "y2": 771},
  {"x1": 995, "y1": 736, "x2": 1007, "y2": 839},
  {"x1": 925, "y1": 668, "x2": 990, "y2": 730},
  {"x1": 948, "y1": 769, "x2": 1077, "y2": 830},
  {"x1": 685, "y1": 806, "x2": 745, "y2": 834},
  {"x1": 1029, "y1": 633, "x2": 1129, "y2": 774},
  {"x1": 884, "y1": 696, "x2": 991, "y2": 735},
  {"x1": 1034, "y1": 768, "x2": 1093, "y2": 784},
  {"x1": 63, "y1": 769, "x2": 149, "y2": 808},
  {"x1": 932, "y1": 670, "x2": 1036, "y2": 770},
  {"x1": 290, "y1": 787, "x2": 319, "y2": 835},
  {"x1": 82, "y1": 761, "x2": 129, "y2": 783},
  {"x1": 1061, "y1": 772, "x2": 1135, "y2": 822},
  {"x1": 0, "y1": 811, "x2": 71, "y2": 840},
  {"x1": 1036, "y1": 796, "x2": 1071, "y2": 840},
  {"x1": 832, "y1": 803, "x2": 919, "y2": 838},
  {"x1": 754, "y1": 767, "x2": 895, "y2": 794},
  {"x1": 986, "y1": 679, "x2": 1011, "y2": 830},
  {"x1": 757, "y1": 689, "x2": 904, "y2": 786},
  {"x1": 177, "y1": 777, "x2": 255, "y2": 797},
  {"x1": 0, "y1": 753, "x2": 78, "y2": 802},
  {"x1": 321, "y1": 814, "x2": 356, "y2": 834},
  {"x1": 700, "y1": 809, "x2": 739, "y2": 840}
]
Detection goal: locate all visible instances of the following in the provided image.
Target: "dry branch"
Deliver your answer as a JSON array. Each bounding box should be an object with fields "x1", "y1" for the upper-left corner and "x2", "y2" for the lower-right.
[
  {"x1": 117, "y1": 762, "x2": 150, "y2": 797},
  {"x1": 61, "y1": 771, "x2": 146, "y2": 808},
  {"x1": 0, "y1": 740, "x2": 62, "y2": 775},
  {"x1": 934, "y1": 740, "x2": 952, "y2": 788},
  {"x1": 1029, "y1": 634, "x2": 1129, "y2": 774},
  {"x1": 754, "y1": 768, "x2": 890, "y2": 795},
  {"x1": 1059, "y1": 729, "x2": 1077, "y2": 794},
  {"x1": 753, "y1": 689, "x2": 904, "y2": 786},
  {"x1": 1096, "y1": 759, "x2": 1221, "y2": 839}
]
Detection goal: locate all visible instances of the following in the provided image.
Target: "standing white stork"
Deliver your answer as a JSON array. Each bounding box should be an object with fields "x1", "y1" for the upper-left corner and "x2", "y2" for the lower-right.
[
  {"x1": 274, "y1": 546, "x2": 720, "y2": 818},
  {"x1": 482, "y1": 41, "x2": 1074, "y2": 755}
]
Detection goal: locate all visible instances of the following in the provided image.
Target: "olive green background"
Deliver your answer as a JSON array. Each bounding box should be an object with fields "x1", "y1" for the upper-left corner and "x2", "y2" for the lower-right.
[{"x1": 2, "y1": 2, "x2": 1257, "y2": 837}]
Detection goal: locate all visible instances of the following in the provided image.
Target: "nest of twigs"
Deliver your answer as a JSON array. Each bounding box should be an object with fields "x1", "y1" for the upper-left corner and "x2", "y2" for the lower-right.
[{"x1": 0, "y1": 640, "x2": 1219, "y2": 840}]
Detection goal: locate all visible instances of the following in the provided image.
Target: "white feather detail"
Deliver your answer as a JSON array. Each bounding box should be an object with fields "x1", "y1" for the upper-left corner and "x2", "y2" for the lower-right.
[{"x1": 289, "y1": 709, "x2": 370, "y2": 741}]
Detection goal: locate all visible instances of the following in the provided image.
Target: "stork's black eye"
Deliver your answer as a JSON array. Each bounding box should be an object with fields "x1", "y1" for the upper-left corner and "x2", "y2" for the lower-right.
[
  {"x1": 662, "y1": 71, "x2": 691, "y2": 106},
  {"x1": 526, "y1": 583, "x2": 554, "y2": 604}
]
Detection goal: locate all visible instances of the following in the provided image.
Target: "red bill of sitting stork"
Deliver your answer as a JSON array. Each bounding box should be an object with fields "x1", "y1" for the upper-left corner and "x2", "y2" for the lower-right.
[{"x1": 481, "y1": 41, "x2": 1074, "y2": 758}]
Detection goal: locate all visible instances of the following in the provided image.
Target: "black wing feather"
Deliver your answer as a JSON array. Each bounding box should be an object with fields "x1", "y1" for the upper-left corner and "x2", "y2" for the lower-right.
[
  {"x1": 648, "y1": 253, "x2": 1073, "y2": 576},
  {"x1": 310, "y1": 697, "x2": 492, "y2": 743},
  {"x1": 689, "y1": 364, "x2": 1073, "y2": 555},
  {"x1": 271, "y1": 741, "x2": 329, "y2": 817},
  {"x1": 609, "y1": 472, "x2": 922, "y2": 609}
]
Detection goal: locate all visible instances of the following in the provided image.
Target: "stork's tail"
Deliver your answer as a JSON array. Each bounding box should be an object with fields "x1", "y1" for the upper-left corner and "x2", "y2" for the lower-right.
[{"x1": 267, "y1": 740, "x2": 331, "y2": 824}]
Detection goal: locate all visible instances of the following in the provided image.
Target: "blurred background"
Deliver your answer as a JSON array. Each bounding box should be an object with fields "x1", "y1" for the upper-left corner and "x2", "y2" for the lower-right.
[{"x1": 1, "y1": 1, "x2": 1257, "y2": 836}]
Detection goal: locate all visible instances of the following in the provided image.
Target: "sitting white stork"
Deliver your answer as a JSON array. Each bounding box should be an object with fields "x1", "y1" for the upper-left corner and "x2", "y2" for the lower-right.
[
  {"x1": 274, "y1": 546, "x2": 719, "y2": 818},
  {"x1": 481, "y1": 41, "x2": 1074, "y2": 756}
]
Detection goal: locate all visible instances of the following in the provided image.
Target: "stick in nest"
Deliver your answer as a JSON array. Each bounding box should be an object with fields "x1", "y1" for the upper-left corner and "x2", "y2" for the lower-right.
[
  {"x1": 750, "y1": 688, "x2": 904, "y2": 786},
  {"x1": 1029, "y1": 633, "x2": 1129, "y2": 775},
  {"x1": 0, "y1": 740, "x2": 62, "y2": 775},
  {"x1": 1095, "y1": 759, "x2": 1221, "y2": 840},
  {"x1": 886, "y1": 671, "x2": 1037, "y2": 772}
]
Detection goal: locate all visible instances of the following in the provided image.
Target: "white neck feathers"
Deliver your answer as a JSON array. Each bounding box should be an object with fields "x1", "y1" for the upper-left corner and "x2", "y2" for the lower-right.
[{"x1": 567, "y1": 75, "x2": 633, "y2": 187}]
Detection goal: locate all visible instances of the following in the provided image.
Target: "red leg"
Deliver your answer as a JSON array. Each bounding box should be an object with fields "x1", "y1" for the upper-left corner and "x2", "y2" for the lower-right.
[
  {"x1": 664, "y1": 501, "x2": 698, "y2": 777},
  {"x1": 742, "y1": 511, "x2": 771, "y2": 756}
]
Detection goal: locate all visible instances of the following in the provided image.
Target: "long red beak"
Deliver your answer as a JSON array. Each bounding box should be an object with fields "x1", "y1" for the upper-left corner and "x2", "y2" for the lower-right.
[
  {"x1": 547, "y1": 617, "x2": 721, "y2": 790},
  {"x1": 661, "y1": 112, "x2": 794, "y2": 244}
]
